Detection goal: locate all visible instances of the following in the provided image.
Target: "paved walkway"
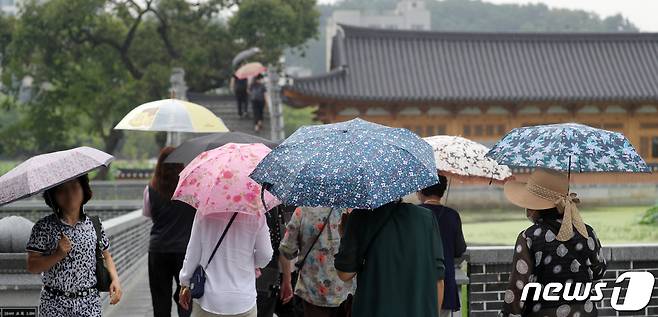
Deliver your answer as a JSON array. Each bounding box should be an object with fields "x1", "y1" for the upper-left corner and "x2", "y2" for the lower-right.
[{"x1": 104, "y1": 255, "x2": 177, "y2": 317}]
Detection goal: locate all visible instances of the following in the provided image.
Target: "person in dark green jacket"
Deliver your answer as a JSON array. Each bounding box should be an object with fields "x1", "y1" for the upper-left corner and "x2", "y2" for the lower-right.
[{"x1": 334, "y1": 200, "x2": 445, "y2": 317}]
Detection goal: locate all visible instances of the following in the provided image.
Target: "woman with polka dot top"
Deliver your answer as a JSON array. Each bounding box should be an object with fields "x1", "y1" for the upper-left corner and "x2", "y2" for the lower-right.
[{"x1": 500, "y1": 169, "x2": 607, "y2": 317}]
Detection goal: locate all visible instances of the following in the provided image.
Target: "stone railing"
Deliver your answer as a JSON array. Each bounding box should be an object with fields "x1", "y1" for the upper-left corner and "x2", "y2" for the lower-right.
[
  {"x1": 102, "y1": 210, "x2": 151, "y2": 280},
  {"x1": 99, "y1": 210, "x2": 151, "y2": 306},
  {"x1": 3, "y1": 180, "x2": 149, "y2": 202},
  {"x1": 466, "y1": 244, "x2": 658, "y2": 317},
  {"x1": 0, "y1": 181, "x2": 147, "y2": 222}
]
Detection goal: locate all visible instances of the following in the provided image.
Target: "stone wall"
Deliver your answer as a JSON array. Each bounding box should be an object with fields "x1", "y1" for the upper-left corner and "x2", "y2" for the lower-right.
[
  {"x1": 466, "y1": 244, "x2": 658, "y2": 317},
  {"x1": 0, "y1": 180, "x2": 148, "y2": 222}
]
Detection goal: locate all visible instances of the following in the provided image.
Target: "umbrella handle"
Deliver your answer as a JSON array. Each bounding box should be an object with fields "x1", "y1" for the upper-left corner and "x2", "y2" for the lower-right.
[
  {"x1": 562, "y1": 128, "x2": 573, "y2": 192},
  {"x1": 444, "y1": 177, "x2": 452, "y2": 206},
  {"x1": 260, "y1": 183, "x2": 272, "y2": 213}
]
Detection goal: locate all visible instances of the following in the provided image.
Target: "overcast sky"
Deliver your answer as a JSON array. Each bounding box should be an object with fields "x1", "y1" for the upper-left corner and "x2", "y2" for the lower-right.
[{"x1": 318, "y1": 0, "x2": 658, "y2": 32}]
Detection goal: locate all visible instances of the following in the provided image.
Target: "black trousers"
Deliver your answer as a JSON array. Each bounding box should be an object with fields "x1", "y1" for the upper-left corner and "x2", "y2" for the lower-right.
[
  {"x1": 236, "y1": 93, "x2": 249, "y2": 116},
  {"x1": 252, "y1": 100, "x2": 265, "y2": 124},
  {"x1": 148, "y1": 252, "x2": 191, "y2": 317}
]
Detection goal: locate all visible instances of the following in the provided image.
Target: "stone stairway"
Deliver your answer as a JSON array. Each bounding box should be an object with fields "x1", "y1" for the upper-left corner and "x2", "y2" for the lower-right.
[{"x1": 188, "y1": 93, "x2": 272, "y2": 140}]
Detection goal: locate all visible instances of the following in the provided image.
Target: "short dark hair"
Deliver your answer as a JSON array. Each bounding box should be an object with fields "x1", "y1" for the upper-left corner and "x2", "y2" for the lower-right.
[
  {"x1": 527, "y1": 207, "x2": 560, "y2": 223},
  {"x1": 420, "y1": 174, "x2": 448, "y2": 198},
  {"x1": 43, "y1": 174, "x2": 93, "y2": 215}
]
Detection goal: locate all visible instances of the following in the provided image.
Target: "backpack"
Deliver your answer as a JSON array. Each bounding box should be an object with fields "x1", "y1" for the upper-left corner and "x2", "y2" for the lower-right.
[
  {"x1": 234, "y1": 77, "x2": 248, "y2": 95},
  {"x1": 250, "y1": 83, "x2": 266, "y2": 102}
]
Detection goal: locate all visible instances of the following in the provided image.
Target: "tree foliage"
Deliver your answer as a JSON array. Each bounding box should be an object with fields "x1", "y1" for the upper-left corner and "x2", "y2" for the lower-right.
[
  {"x1": 0, "y1": 0, "x2": 318, "y2": 164},
  {"x1": 230, "y1": 0, "x2": 319, "y2": 62}
]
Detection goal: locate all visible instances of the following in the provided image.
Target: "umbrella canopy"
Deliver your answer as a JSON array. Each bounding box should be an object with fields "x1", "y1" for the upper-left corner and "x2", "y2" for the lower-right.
[
  {"x1": 165, "y1": 132, "x2": 279, "y2": 165},
  {"x1": 232, "y1": 47, "x2": 261, "y2": 67},
  {"x1": 114, "y1": 99, "x2": 229, "y2": 133},
  {"x1": 0, "y1": 147, "x2": 113, "y2": 206},
  {"x1": 172, "y1": 143, "x2": 279, "y2": 216},
  {"x1": 249, "y1": 118, "x2": 439, "y2": 209},
  {"x1": 234, "y1": 62, "x2": 267, "y2": 80},
  {"x1": 423, "y1": 135, "x2": 511, "y2": 182},
  {"x1": 486, "y1": 123, "x2": 650, "y2": 173}
]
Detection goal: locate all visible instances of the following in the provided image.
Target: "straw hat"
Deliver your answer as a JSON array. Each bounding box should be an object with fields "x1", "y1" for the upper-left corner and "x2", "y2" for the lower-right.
[{"x1": 504, "y1": 168, "x2": 588, "y2": 241}]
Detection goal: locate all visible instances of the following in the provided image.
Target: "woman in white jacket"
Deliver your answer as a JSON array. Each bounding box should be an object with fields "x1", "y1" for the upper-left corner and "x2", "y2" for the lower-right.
[{"x1": 179, "y1": 212, "x2": 273, "y2": 317}]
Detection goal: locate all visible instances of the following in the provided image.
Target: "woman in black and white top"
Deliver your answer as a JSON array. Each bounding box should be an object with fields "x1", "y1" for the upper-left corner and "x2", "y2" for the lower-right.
[
  {"x1": 500, "y1": 169, "x2": 606, "y2": 317},
  {"x1": 26, "y1": 174, "x2": 122, "y2": 316}
]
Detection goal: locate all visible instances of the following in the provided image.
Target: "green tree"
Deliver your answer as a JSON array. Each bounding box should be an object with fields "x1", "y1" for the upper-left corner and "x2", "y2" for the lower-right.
[
  {"x1": 229, "y1": 0, "x2": 319, "y2": 63},
  {"x1": 283, "y1": 104, "x2": 319, "y2": 136},
  {"x1": 0, "y1": 14, "x2": 14, "y2": 61},
  {"x1": 1, "y1": 0, "x2": 319, "y2": 172}
]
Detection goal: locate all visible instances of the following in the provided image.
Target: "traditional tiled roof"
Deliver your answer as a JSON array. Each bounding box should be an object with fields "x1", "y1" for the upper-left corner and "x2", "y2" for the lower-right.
[{"x1": 285, "y1": 25, "x2": 658, "y2": 104}]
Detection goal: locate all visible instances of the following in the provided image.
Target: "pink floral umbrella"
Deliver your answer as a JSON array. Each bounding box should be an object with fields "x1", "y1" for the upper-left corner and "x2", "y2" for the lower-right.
[
  {"x1": 234, "y1": 62, "x2": 267, "y2": 80},
  {"x1": 172, "y1": 143, "x2": 280, "y2": 216}
]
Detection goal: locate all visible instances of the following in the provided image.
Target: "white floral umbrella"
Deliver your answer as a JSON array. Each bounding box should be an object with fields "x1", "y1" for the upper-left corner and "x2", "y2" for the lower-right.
[
  {"x1": 423, "y1": 135, "x2": 512, "y2": 182},
  {"x1": 0, "y1": 146, "x2": 114, "y2": 206}
]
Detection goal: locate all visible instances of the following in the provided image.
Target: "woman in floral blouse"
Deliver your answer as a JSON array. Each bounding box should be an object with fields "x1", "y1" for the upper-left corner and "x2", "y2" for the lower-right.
[
  {"x1": 500, "y1": 168, "x2": 607, "y2": 317},
  {"x1": 279, "y1": 207, "x2": 354, "y2": 317}
]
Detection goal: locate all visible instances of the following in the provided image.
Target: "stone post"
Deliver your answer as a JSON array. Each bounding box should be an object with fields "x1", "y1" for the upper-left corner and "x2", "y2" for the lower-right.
[
  {"x1": 167, "y1": 67, "x2": 188, "y2": 146},
  {"x1": 267, "y1": 65, "x2": 285, "y2": 141}
]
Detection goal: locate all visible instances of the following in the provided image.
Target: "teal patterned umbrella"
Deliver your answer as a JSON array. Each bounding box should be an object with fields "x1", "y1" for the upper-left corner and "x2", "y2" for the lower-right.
[
  {"x1": 485, "y1": 123, "x2": 650, "y2": 173},
  {"x1": 250, "y1": 118, "x2": 439, "y2": 209}
]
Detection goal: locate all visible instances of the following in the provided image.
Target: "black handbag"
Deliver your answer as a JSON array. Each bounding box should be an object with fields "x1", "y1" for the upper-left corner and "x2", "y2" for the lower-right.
[
  {"x1": 90, "y1": 216, "x2": 111, "y2": 292},
  {"x1": 191, "y1": 212, "x2": 238, "y2": 299}
]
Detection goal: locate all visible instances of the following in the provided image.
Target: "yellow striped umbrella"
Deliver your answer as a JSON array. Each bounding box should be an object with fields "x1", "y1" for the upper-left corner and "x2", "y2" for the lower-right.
[{"x1": 114, "y1": 99, "x2": 229, "y2": 133}]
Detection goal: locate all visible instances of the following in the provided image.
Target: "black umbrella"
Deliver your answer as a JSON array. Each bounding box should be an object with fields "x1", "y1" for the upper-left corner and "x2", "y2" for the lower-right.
[{"x1": 165, "y1": 132, "x2": 279, "y2": 165}]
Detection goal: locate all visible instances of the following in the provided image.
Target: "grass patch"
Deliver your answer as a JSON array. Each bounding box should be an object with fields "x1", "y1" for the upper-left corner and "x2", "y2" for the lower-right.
[
  {"x1": 461, "y1": 206, "x2": 658, "y2": 245},
  {"x1": 0, "y1": 161, "x2": 19, "y2": 175},
  {"x1": 461, "y1": 285, "x2": 468, "y2": 317},
  {"x1": 639, "y1": 205, "x2": 658, "y2": 225}
]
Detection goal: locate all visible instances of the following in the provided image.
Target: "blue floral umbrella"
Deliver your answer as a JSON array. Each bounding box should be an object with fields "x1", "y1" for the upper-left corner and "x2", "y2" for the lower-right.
[
  {"x1": 485, "y1": 123, "x2": 650, "y2": 173},
  {"x1": 249, "y1": 118, "x2": 439, "y2": 209}
]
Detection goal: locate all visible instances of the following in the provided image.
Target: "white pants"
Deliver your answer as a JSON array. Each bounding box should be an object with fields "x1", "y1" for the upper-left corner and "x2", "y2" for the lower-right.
[{"x1": 192, "y1": 302, "x2": 257, "y2": 317}]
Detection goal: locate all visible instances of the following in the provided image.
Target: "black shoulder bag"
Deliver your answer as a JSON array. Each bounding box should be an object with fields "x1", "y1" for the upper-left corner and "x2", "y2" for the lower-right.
[
  {"x1": 90, "y1": 216, "x2": 112, "y2": 292},
  {"x1": 190, "y1": 212, "x2": 238, "y2": 299}
]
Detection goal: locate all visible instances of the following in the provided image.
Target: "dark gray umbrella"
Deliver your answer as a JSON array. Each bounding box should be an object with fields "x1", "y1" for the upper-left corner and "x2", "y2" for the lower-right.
[
  {"x1": 165, "y1": 132, "x2": 279, "y2": 165},
  {"x1": 232, "y1": 47, "x2": 261, "y2": 67}
]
